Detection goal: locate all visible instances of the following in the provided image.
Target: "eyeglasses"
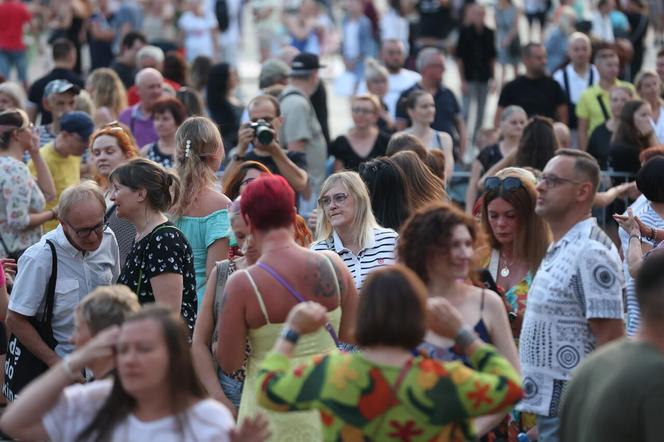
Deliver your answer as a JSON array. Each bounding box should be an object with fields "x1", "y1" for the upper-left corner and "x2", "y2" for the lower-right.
[
  {"x1": 351, "y1": 107, "x2": 375, "y2": 115},
  {"x1": 318, "y1": 193, "x2": 349, "y2": 207},
  {"x1": 484, "y1": 176, "x2": 524, "y2": 193},
  {"x1": 66, "y1": 221, "x2": 106, "y2": 238},
  {"x1": 537, "y1": 174, "x2": 582, "y2": 189}
]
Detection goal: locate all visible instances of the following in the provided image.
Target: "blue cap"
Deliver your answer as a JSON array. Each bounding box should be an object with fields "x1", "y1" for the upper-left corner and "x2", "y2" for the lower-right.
[{"x1": 59, "y1": 111, "x2": 94, "y2": 143}]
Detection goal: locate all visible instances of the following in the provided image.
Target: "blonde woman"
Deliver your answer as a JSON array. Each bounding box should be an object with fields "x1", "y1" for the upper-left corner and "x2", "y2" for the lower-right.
[
  {"x1": 172, "y1": 116, "x2": 231, "y2": 307},
  {"x1": 0, "y1": 82, "x2": 26, "y2": 111},
  {"x1": 311, "y1": 171, "x2": 398, "y2": 289},
  {"x1": 364, "y1": 58, "x2": 394, "y2": 133},
  {"x1": 86, "y1": 68, "x2": 128, "y2": 126}
]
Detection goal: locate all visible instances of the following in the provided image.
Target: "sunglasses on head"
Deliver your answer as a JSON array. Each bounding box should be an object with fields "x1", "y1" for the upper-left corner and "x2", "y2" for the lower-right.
[{"x1": 484, "y1": 176, "x2": 524, "y2": 193}]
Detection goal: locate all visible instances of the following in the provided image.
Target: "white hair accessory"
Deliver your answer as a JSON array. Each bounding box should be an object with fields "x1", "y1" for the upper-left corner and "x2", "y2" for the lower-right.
[{"x1": 184, "y1": 139, "x2": 191, "y2": 158}]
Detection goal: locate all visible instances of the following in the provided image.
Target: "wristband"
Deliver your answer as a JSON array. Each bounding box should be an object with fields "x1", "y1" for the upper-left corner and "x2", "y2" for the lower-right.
[
  {"x1": 280, "y1": 327, "x2": 300, "y2": 345},
  {"x1": 454, "y1": 327, "x2": 477, "y2": 350}
]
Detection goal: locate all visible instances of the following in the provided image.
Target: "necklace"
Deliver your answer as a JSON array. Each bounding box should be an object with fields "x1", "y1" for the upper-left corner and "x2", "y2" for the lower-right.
[{"x1": 500, "y1": 252, "x2": 513, "y2": 278}]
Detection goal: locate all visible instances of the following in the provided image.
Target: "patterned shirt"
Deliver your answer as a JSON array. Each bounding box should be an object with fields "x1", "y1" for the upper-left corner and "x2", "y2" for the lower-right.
[
  {"x1": 117, "y1": 222, "x2": 197, "y2": 335},
  {"x1": 0, "y1": 156, "x2": 45, "y2": 256},
  {"x1": 257, "y1": 343, "x2": 523, "y2": 441},
  {"x1": 311, "y1": 227, "x2": 398, "y2": 289},
  {"x1": 518, "y1": 218, "x2": 624, "y2": 417}
]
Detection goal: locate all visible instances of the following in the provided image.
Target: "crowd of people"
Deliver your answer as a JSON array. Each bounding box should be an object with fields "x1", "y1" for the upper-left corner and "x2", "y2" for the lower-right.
[{"x1": 0, "y1": 0, "x2": 663, "y2": 441}]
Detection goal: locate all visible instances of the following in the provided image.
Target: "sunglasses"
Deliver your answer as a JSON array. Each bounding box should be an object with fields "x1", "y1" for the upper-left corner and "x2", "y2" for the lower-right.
[{"x1": 484, "y1": 176, "x2": 524, "y2": 193}]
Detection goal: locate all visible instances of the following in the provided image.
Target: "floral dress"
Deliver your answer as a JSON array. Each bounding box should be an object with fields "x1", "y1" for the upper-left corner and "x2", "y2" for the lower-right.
[
  {"x1": 117, "y1": 221, "x2": 198, "y2": 335},
  {"x1": 0, "y1": 156, "x2": 45, "y2": 257}
]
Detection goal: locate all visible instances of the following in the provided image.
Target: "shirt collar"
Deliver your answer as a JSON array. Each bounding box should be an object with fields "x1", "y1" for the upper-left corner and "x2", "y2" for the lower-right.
[
  {"x1": 553, "y1": 217, "x2": 597, "y2": 249},
  {"x1": 131, "y1": 104, "x2": 149, "y2": 120},
  {"x1": 331, "y1": 228, "x2": 376, "y2": 254},
  {"x1": 53, "y1": 224, "x2": 86, "y2": 259}
]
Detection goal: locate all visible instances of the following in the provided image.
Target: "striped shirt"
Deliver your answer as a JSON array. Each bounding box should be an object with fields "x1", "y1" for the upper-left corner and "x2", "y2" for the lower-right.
[
  {"x1": 311, "y1": 227, "x2": 398, "y2": 289},
  {"x1": 618, "y1": 197, "x2": 664, "y2": 336}
]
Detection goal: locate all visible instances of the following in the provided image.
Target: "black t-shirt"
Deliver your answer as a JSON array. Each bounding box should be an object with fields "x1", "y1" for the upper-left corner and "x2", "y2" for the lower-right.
[
  {"x1": 27, "y1": 68, "x2": 84, "y2": 125},
  {"x1": 587, "y1": 123, "x2": 612, "y2": 170},
  {"x1": 330, "y1": 131, "x2": 391, "y2": 171},
  {"x1": 609, "y1": 141, "x2": 641, "y2": 175},
  {"x1": 243, "y1": 149, "x2": 307, "y2": 176},
  {"x1": 498, "y1": 75, "x2": 566, "y2": 120},
  {"x1": 456, "y1": 25, "x2": 497, "y2": 82},
  {"x1": 117, "y1": 222, "x2": 197, "y2": 335},
  {"x1": 396, "y1": 84, "x2": 461, "y2": 142},
  {"x1": 416, "y1": 0, "x2": 455, "y2": 40},
  {"x1": 110, "y1": 60, "x2": 135, "y2": 89}
]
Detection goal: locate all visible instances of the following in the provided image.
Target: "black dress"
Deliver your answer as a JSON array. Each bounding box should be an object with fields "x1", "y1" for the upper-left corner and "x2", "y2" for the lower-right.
[
  {"x1": 330, "y1": 131, "x2": 391, "y2": 171},
  {"x1": 476, "y1": 143, "x2": 503, "y2": 174},
  {"x1": 117, "y1": 222, "x2": 197, "y2": 335},
  {"x1": 587, "y1": 123, "x2": 613, "y2": 170}
]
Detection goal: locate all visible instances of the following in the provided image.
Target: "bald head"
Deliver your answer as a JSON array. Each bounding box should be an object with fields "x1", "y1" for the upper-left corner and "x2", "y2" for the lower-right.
[
  {"x1": 567, "y1": 32, "x2": 592, "y2": 67},
  {"x1": 136, "y1": 68, "x2": 164, "y2": 111}
]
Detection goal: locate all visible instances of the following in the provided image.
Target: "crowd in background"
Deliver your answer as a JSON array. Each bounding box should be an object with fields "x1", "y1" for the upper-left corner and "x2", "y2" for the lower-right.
[{"x1": 0, "y1": 0, "x2": 662, "y2": 440}]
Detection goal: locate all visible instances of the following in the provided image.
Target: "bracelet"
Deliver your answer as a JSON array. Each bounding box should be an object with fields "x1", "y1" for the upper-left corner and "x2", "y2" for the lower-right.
[
  {"x1": 62, "y1": 355, "x2": 80, "y2": 380},
  {"x1": 629, "y1": 234, "x2": 641, "y2": 243},
  {"x1": 651, "y1": 228, "x2": 657, "y2": 242},
  {"x1": 454, "y1": 326, "x2": 477, "y2": 351},
  {"x1": 280, "y1": 327, "x2": 300, "y2": 345}
]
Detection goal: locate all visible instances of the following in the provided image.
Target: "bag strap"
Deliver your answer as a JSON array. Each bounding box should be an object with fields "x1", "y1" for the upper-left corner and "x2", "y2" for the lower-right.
[
  {"x1": 136, "y1": 225, "x2": 181, "y2": 295},
  {"x1": 369, "y1": 358, "x2": 414, "y2": 439},
  {"x1": 562, "y1": 66, "x2": 571, "y2": 103},
  {"x1": 256, "y1": 261, "x2": 341, "y2": 347},
  {"x1": 213, "y1": 259, "x2": 231, "y2": 318},
  {"x1": 42, "y1": 240, "x2": 58, "y2": 324},
  {"x1": 596, "y1": 93, "x2": 610, "y2": 121}
]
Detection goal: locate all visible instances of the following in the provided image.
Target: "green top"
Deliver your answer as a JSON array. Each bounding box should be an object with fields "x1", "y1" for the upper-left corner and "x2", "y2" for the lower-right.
[
  {"x1": 560, "y1": 339, "x2": 664, "y2": 442},
  {"x1": 257, "y1": 343, "x2": 523, "y2": 441},
  {"x1": 174, "y1": 208, "x2": 229, "y2": 308}
]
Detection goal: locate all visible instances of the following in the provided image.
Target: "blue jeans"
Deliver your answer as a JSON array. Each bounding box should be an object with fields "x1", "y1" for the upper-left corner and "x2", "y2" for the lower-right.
[
  {"x1": 0, "y1": 49, "x2": 27, "y2": 83},
  {"x1": 536, "y1": 415, "x2": 560, "y2": 442}
]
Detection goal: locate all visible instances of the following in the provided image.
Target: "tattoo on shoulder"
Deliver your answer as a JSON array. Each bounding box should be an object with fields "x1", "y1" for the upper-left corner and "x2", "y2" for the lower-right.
[{"x1": 309, "y1": 255, "x2": 343, "y2": 298}]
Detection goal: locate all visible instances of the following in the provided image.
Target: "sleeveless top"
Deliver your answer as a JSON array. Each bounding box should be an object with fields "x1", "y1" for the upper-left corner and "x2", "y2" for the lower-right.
[
  {"x1": 237, "y1": 259, "x2": 342, "y2": 441},
  {"x1": 418, "y1": 290, "x2": 492, "y2": 367}
]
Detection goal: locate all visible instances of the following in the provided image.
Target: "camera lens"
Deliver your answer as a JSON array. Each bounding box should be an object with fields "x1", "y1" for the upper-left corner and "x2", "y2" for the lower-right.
[{"x1": 255, "y1": 126, "x2": 274, "y2": 145}]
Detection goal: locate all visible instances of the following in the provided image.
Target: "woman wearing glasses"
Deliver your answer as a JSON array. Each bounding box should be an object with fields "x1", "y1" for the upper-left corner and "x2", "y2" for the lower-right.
[
  {"x1": 311, "y1": 171, "x2": 398, "y2": 289},
  {"x1": 480, "y1": 168, "x2": 551, "y2": 341},
  {"x1": 330, "y1": 94, "x2": 390, "y2": 172},
  {"x1": 0, "y1": 109, "x2": 56, "y2": 259},
  {"x1": 398, "y1": 202, "x2": 520, "y2": 438},
  {"x1": 90, "y1": 124, "x2": 138, "y2": 267},
  {"x1": 112, "y1": 158, "x2": 198, "y2": 337}
]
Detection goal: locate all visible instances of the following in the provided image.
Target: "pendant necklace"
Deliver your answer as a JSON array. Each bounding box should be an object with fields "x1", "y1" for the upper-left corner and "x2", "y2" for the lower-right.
[{"x1": 500, "y1": 252, "x2": 513, "y2": 278}]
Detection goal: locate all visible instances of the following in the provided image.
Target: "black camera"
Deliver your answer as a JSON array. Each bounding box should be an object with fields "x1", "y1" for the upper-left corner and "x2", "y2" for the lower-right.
[{"x1": 249, "y1": 119, "x2": 274, "y2": 145}]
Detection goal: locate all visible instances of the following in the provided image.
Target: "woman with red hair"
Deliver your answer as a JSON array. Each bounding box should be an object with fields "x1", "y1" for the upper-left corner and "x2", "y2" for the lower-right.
[
  {"x1": 90, "y1": 123, "x2": 139, "y2": 266},
  {"x1": 216, "y1": 175, "x2": 358, "y2": 440}
]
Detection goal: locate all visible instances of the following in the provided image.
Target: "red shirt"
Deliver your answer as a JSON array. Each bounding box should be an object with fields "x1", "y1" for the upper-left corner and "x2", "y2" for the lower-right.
[{"x1": 0, "y1": 0, "x2": 31, "y2": 51}]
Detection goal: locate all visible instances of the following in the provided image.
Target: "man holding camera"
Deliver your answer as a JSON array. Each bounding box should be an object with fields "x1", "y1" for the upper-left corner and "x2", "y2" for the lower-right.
[{"x1": 227, "y1": 95, "x2": 309, "y2": 196}]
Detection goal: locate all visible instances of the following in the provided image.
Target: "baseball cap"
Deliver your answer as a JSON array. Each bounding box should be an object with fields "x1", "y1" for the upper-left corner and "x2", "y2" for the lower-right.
[
  {"x1": 44, "y1": 79, "x2": 80, "y2": 97},
  {"x1": 60, "y1": 111, "x2": 94, "y2": 143},
  {"x1": 259, "y1": 59, "x2": 291, "y2": 89},
  {"x1": 290, "y1": 53, "x2": 326, "y2": 74}
]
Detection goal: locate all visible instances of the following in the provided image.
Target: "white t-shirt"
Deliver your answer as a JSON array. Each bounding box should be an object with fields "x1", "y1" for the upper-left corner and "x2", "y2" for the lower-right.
[
  {"x1": 43, "y1": 380, "x2": 235, "y2": 441},
  {"x1": 652, "y1": 108, "x2": 664, "y2": 144},
  {"x1": 178, "y1": 11, "x2": 218, "y2": 62},
  {"x1": 552, "y1": 64, "x2": 600, "y2": 104}
]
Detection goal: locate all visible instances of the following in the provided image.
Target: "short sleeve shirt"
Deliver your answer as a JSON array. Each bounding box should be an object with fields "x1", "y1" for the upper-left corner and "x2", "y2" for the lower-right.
[
  {"x1": 117, "y1": 222, "x2": 197, "y2": 334},
  {"x1": 497, "y1": 75, "x2": 567, "y2": 120},
  {"x1": 575, "y1": 80, "x2": 634, "y2": 136},
  {"x1": 43, "y1": 380, "x2": 234, "y2": 441},
  {"x1": 518, "y1": 218, "x2": 624, "y2": 417}
]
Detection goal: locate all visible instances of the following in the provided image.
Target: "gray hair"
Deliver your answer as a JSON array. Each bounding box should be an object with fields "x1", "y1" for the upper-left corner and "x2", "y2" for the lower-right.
[
  {"x1": 77, "y1": 285, "x2": 141, "y2": 335},
  {"x1": 501, "y1": 105, "x2": 526, "y2": 122},
  {"x1": 57, "y1": 180, "x2": 106, "y2": 221},
  {"x1": 137, "y1": 45, "x2": 165, "y2": 66},
  {"x1": 364, "y1": 58, "x2": 389, "y2": 83},
  {"x1": 415, "y1": 47, "x2": 443, "y2": 73},
  {"x1": 135, "y1": 67, "x2": 164, "y2": 86}
]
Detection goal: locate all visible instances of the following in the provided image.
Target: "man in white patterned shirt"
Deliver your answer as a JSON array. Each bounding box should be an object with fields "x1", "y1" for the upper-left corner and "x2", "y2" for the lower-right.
[{"x1": 519, "y1": 149, "x2": 625, "y2": 442}]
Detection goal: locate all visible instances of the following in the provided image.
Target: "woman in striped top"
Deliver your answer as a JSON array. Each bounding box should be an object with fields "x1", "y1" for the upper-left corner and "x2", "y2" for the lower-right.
[{"x1": 311, "y1": 171, "x2": 398, "y2": 290}]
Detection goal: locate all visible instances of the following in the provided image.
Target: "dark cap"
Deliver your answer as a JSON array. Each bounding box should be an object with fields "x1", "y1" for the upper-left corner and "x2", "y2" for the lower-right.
[
  {"x1": 44, "y1": 79, "x2": 80, "y2": 97},
  {"x1": 60, "y1": 111, "x2": 95, "y2": 143},
  {"x1": 290, "y1": 53, "x2": 326, "y2": 73}
]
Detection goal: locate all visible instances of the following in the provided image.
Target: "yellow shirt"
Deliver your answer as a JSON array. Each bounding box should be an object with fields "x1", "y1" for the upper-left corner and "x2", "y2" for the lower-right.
[
  {"x1": 575, "y1": 80, "x2": 634, "y2": 137},
  {"x1": 28, "y1": 142, "x2": 81, "y2": 232}
]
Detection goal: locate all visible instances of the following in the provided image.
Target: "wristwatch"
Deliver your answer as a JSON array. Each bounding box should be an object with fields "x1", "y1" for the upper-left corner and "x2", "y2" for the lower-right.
[
  {"x1": 280, "y1": 327, "x2": 301, "y2": 345},
  {"x1": 233, "y1": 153, "x2": 245, "y2": 162}
]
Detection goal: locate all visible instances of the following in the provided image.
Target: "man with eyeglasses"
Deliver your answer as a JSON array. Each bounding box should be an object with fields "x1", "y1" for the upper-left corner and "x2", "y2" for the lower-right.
[
  {"x1": 5, "y1": 182, "x2": 119, "y2": 393},
  {"x1": 518, "y1": 149, "x2": 625, "y2": 442},
  {"x1": 227, "y1": 95, "x2": 309, "y2": 196}
]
